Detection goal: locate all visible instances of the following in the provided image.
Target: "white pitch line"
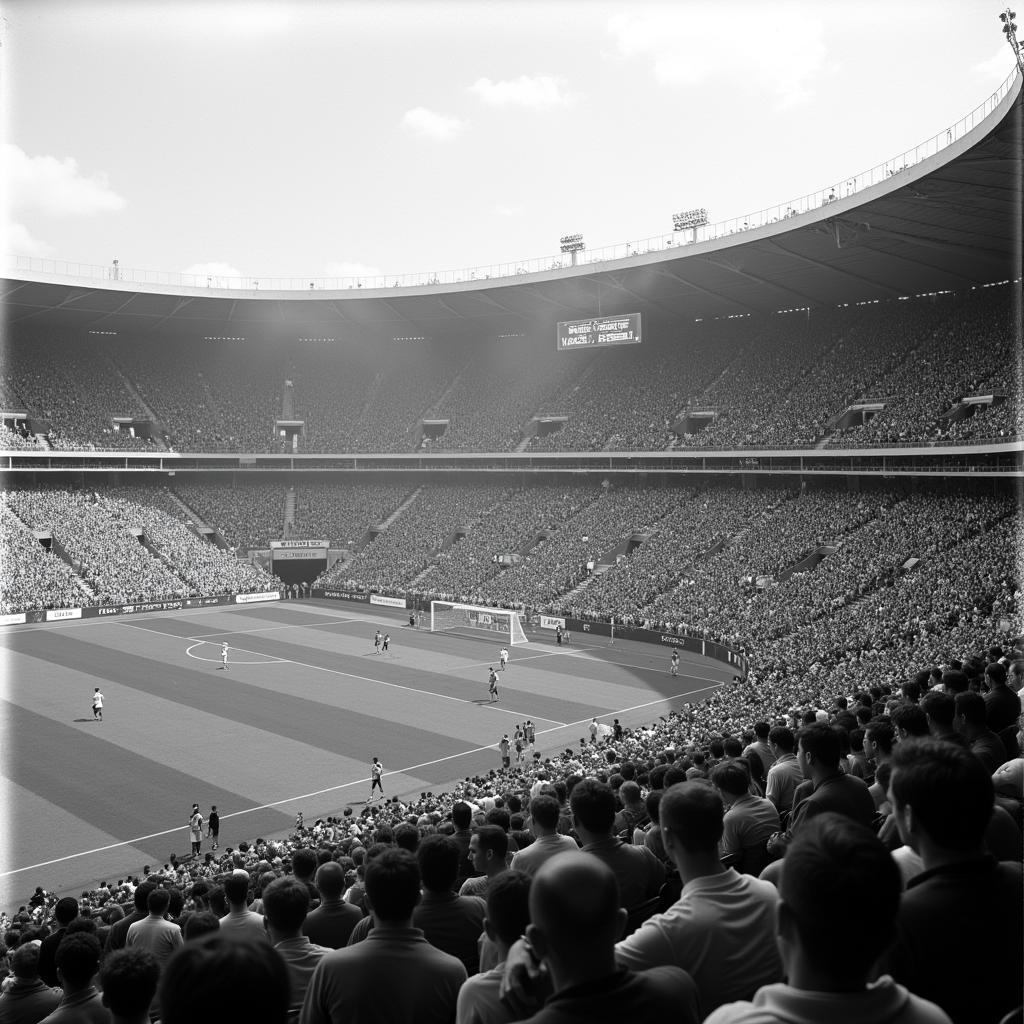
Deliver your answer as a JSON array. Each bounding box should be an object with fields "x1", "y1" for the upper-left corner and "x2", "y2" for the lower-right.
[
  {"x1": 116, "y1": 619, "x2": 567, "y2": 726},
  {"x1": 0, "y1": 681, "x2": 720, "y2": 879},
  {"x1": 188, "y1": 617, "x2": 362, "y2": 638}
]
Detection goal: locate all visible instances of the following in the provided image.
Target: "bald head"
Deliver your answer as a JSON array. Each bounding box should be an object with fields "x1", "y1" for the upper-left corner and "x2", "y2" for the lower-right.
[
  {"x1": 529, "y1": 852, "x2": 621, "y2": 949},
  {"x1": 315, "y1": 861, "x2": 346, "y2": 900}
]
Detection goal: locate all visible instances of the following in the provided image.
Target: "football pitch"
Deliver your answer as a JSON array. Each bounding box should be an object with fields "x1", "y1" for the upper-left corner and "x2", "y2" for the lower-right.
[{"x1": 0, "y1": 599, "x2": 732, "y2": 907}]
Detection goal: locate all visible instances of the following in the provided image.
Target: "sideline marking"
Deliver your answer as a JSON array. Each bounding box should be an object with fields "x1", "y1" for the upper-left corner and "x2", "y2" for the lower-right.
[{"x1": 0, "y1": 683, "x2": 720, "y2": 879}]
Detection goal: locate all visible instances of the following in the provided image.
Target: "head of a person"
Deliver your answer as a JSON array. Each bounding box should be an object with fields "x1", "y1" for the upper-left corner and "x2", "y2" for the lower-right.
[
  {"x1": 158, "y1": 932, "x2": 290, "y2": 1024},
  {"x1": 222, "y1": 873, "x2": 250, "y2": 908},
  {"x1": 416, "y1": 834, "x2": 460, "y2": 894},
  {"x1": 469, "y1": 825, "x2": 509, "y2": 874},
  {"x1": 54, "y1": 896, "x2": 80, "y2": 927},
  {"x1": 768, "y1": 726, "x2": 795, "y2": 755},
  {"x1": 364, "y1": 847, "x2": 421, "y2": 924},
  {"x1": 920, "y1": 689, "x2": 956, "y2": 733},
  {"x1": 618, "y1": 780, "x2": 643, "y2": 808},
  {"x1": 55, "y1": 932, "x2": 102, "y2": 991},
  {"x1": 291, "y1": 848, "x2": 317, "y2": 882},
  {"x1": 889, "y1": 738, "x2": 994, "y2": 853},
  {"x1": 779, "y1": 813, "x2": 900, "y2": 987},
  {"x1": 183, "y1": 911, "x2": 221, "y2": 942},
  {"x1": 10, "y1": 940, "x2": 43, "y2": 980},
  {"x1": 796, "y1": 723, "x2": 842, "y2": 778},
  {"x1": 147, "y1": 888, "x2": 170, "y2": 918},
  {"x1": 863, "y1": 718, "x2": 895, "y2": 759},
  {"x1": 262, "y1": 877, "x2": 310, "y2": 936},
  {"x1": 452, "y1": 801, "x2": 472, "y2": 830},
  {"x1": 133, "y1": 881, "x2": 158, "y2": 914},
  {"x1": 659, "y1": 781, "x2": 724, "y2": 857},
  {"x1": 100, "y1": 947, "x2": 161, "y2": 1020},
  {"x1": 393, "y1": 822, "x2": 420, "y2": 853},
  {"x1": 529, "y1": 795, "x2": 561, "y2": 833},
  {"x1": 890, "y1": 704, "x2": 929, "y2": 740},
  {"x1": 569, "y1": 778, "x2": 617, "y2": 837},
  {"x1": 527, "y1": 853, "x2": 624, "y2": 969},
  {"x1": 954, "y1": 691, "x2": 988, "y2": 732},
  {"x1": 314, "y1": 861, "x2": 346, "y2": 901},
  {"x1": 484, "y1": 870, "x2": 532, "y2": 951},
  {"x1": 985, "y1": 662, "x2": 1008, "y2": 688},
  {"x1": 710, "y1": 759, "x2": 751, "y2": 801},
  {"x1": 754, "y1": 721, "x2": 770, "y2": 741},
  {"x1": 942, "y1": 669, "x2": 969, "y2": 695}
]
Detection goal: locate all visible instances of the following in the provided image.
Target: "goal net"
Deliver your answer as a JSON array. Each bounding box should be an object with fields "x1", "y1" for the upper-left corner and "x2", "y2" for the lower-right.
[{"x1": 430, "y1": 601, "x2": 529, "y2": 645}]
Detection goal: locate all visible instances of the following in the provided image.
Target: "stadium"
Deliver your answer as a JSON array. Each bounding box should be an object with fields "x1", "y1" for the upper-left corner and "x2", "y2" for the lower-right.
[{"x1": 0, "y1": 4, "x2": 1022, "y2": 1022}]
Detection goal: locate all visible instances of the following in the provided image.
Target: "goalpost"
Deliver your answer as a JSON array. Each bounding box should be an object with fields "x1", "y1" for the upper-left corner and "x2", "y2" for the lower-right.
[{"x1": 430, "y1": 601, "x2": 530, "y2": 645}]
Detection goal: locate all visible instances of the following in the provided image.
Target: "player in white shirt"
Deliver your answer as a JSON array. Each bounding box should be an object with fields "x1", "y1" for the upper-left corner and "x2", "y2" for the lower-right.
[
  {"x1": 92, "y1": 687, "x2": 104, "y2": 721},
  {"x1": 220, "y1": 642, "x2": 229, "y2": 670},
  {"x1": 369, "y1": 757, "x2": 384, "y2": 801},
  {"x1": 499, "y1": 647, "x2": 509, "y2": 669}
]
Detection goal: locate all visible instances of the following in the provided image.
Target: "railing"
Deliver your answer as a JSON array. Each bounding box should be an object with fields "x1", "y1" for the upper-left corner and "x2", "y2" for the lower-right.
[{"x1": 3, "y1": 69, "x2": 1019, "y2": 293}]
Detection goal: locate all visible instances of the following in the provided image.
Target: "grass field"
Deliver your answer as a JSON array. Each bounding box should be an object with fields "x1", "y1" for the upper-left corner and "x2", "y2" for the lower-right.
[{"x1": 0, "y1": 599, "x2": 732, "y2": 909}]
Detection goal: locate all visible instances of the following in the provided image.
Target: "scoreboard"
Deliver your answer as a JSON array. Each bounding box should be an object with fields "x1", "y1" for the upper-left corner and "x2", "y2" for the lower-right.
[{"x1": 557, "y1": 313, "x2": 642, "y2": 351}]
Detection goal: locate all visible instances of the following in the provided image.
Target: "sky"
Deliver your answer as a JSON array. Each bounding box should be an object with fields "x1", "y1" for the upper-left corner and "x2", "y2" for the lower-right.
[{"x1": 0, "y1": 0, "x2": 1017, "y2": 285}]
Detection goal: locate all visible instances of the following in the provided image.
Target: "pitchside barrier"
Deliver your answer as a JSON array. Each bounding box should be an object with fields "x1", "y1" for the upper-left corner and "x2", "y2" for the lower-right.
[
  {"x1": 311, "y1": 589, "x2": 748, "y2": 678},
  {"x1": 0, "y1": 590, "x2": 282, "y2": 627}
]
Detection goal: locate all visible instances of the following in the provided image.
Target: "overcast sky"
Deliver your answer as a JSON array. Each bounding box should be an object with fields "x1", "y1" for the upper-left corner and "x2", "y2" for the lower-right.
[{"x1": 1, "y1": 0, "x2": 1015, "y2": 283}]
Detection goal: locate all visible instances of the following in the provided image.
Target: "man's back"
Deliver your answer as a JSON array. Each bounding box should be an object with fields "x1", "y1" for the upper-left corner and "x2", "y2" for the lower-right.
[
  {"x1": 126, "y1": 914, "x2": 183, "y2": 966},
  {"x1": 0, "y1": 978, "x2": 62, "y2": 1024},
  {"x1": 614, "y1": 868, "x2": 782, "y2": 1015},
  {"x1": 789, "y1": 772, "x2": 875, "y2": 833},
  {"x1": 302, "y1": 900, "x2": 364, "y2": 950},
  {"x1": 413, "y1": 891, "x2": 486, "y2": 975},
  {"x1": 765, "y1": 754, "x2": 803, "y2": 813},
  {"x1": 880, "y1": 857, "x2": 1023, "y2": 1024},
  {"x1": 220, "y1": 907, "x2": 268, "y2": 941},
  {"x1": 969, "y1": 730, "x2": 1009, "y2": 775},
  {"x1": 300, "y1": 926, "x2": 467, "y2": 1024},
  {"x1": 510, "y1": 834, "x2": 579, "y2": 877},
  {"x1": 580, "y1": 837, "x2": 664, "y2": 912}
]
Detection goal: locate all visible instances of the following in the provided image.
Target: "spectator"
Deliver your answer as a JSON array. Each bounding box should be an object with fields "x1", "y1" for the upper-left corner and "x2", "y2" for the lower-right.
[
  {"x1": 455, "y1": 871, "x2": 531, "y2": 1024},
  {"x1": 37, "y1": 898, "x2": 78, "y2": 988},
  {"x1": 125, "y1": 888, "x2": 182, "y2": 969},
  {"x1": 704, "y1": 814, "x2": 952, "y2": 1024},
  {"x1": 513, "y1": 852, "x2": 699, "y2": 1024},
  {"x1": 98, "y1": 948, "x2": 160, "y2": 1024},
  {"x1": 105, "y1": 883, "x2": 156, "y2": 954},
  {"x1": 510, "y1": 797, "x2": 578, "y2": 876},
  {"x1": 764, "y1": 727, "x2": 802, "y2": 815},
  {"x1": 301, "y1": 864, "x2": 362, "y2": 951},
  {"x1": 710, "y1": 760, "x2": 780, "y2": 873},
  {"x1": 789, "y1": 724, "x2": 875, "y2": 835},
  {"x1": 262, "y1": 876, "x2": 330, "y2": 1022},
  {"x1": 0, "y1": 941, "x2": 62, "y2": 1024},
  {"x1": 299, "y1": 848, "x2": 466, "y2": 1024},
  {"x1": 458, "y1": 826, "x2": 510, "y2": 899},
  {"x1": 568, "y1": 779, "x2": 664, "y2": 918},
  {"x1": 954, "y1": 692, "x2": 1008, "y2": 774},
  {"x1": 43, "y1": 933, "x2": 105, "y2": 1024},
  {"x1": 414, "y1": 836, "x2": 487, "y2": 976},
  {"x1": 158, "y1": 932, "x2": 290, "y2": 1024},
  {"x1": 880, "y1": 739, "x2": 1023, "y2": 1024},
  {"x1": 218, "y1": 873, "x2": 267, "y2": 943},
  {"x1": 920, "y1": 690, "x2": 965, "y2": 746},
  {"x1": 983, "y1": 661, "x2": 1022, "y2": 735}
]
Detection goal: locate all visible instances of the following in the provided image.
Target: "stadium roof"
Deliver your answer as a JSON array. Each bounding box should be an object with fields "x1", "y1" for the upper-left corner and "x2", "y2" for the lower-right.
[{"x1": 2, "y1": 72, "x2": 1021, "y2": 345}]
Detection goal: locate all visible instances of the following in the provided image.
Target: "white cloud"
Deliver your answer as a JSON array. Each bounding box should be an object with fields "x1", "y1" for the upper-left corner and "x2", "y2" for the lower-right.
[
  {"x1": 181, "y1": 262, "x2": 245, "y2": 283},
  {"x1": 4, "y1": 222, "x2": 52, "y2": 257},
  {"x1": 973, "y1": 47, "x2": 1015, "y2": 82},
  {"x1": 323, "y1": 261, "x2": 384, "y2": 279},
  {"x1": 401, "y1": 107, "x2": 466, "y2": 141},
  {"x1": 606, "y1": 9, "x2": 828, "y2": 108},
  {"x1": 2, "y1": 144, "x2": 127, "y2": 217},
  {"x1": 469, "y1": 74, "x2": 576, "y2": 109}
]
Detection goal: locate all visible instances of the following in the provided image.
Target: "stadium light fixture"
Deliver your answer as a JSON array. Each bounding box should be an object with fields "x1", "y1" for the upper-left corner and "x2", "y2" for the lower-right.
[
  {"x1": 1001, "y1": 9, "x2": 1024, "y2": 72},
  {"x1": 672, "y1": 208, "x2": 709, "y2": 244},
  {"x1": 559, "y1": 233, "x2": 585, "y2": 266}
]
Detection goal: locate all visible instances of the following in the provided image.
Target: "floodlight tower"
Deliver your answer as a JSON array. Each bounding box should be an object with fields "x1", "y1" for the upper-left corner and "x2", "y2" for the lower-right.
[
  {"x1": 1002, "y1": 9, "x2": 1024, "y2": 73},
  {"x1": 559, "y1": 233, "x2": 585, "y2": 267}
]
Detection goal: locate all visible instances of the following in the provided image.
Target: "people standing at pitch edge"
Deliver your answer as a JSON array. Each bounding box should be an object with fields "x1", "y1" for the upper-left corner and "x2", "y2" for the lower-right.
[
  {"x1": 373, "y1": 630, "x2": 382, "y2": 654},
  {"x1": 488, "y1": 667, "x2": 500, "y2": 702},
  {"x1": 500, "y1": 646, "x2": 509, "y2": 670},
  {"x1": 382, "y1": 633, "x2": 391, "y2": 654},
  {"x1": 207, "y1": 805, "x2": 220, "y2": 850},
  {"x1": 369, "y1": 757, "x2": 384, "y2": 801},
  {"x1": 499, "y1": 734, "x2": 511, "y2": 769},
  {"x1": 670, "y1": 649, "x2": 680, "y2": 677},
  {"x1": 189, "y1": 804, "x2": 204, "y2": 856},
  {"x1": 220, "y1": 642, "x2": 229, "y2": 670},
  {"x1": 92, "y1": 687, "x2": 104, "y2": 721}
]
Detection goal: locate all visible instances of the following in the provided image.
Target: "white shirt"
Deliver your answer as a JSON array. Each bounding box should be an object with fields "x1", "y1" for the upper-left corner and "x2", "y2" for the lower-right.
[{"x1": 92, "y1": 692, "x2": 104, "y2": 708}]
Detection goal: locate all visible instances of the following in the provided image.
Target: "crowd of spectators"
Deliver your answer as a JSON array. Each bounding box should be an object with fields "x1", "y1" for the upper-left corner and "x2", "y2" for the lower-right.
[
  {"x1": 4, "y1": 286, "x2": 1016, "y2": 455},
  {"x1": 288, "y1": 483, "x2": 409, "y2": 548},
  {"x1": 0, "y1": 425, "x2": 46, "y2": 450},
  {"x1": 174, "y1": 483, "x2": 289, "y2": 553},
  {"x1": 0, "y1": 486, "x2": 280, "y2": 611}
]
